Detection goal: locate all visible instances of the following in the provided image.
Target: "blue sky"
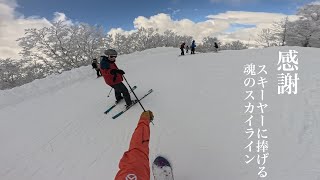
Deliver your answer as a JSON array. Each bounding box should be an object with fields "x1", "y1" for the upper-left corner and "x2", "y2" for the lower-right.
[
  {"x1": 16, "y1": 0, "x2": 314, "y2": 31},
  {"x1": 0, "y1": 0, "x2": 316, "y2": 58}
]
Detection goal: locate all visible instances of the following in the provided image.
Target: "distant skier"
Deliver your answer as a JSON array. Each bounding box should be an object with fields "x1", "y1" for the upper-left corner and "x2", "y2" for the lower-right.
[
  {"x1": 186, "y1": 45, "x2": 189, "y2": 53},
  {"x1": 115, "y1": 110, "x2": 154, "y2": 180},
  {"x1": 91, "y1": 58, "x2": 101, "y2": 78},
  {"x1": 214, "y1": 42, "x2": 219, "y2": 52},
  {"x1": 100, "y1": 49, "x2": 134, "y2": 107},
  {"x1": 180, "y1": 42, "x2": 185, "y2": 55},
  {"x1": 191, "y1": 40, "x2": 196, "y2": 54}
]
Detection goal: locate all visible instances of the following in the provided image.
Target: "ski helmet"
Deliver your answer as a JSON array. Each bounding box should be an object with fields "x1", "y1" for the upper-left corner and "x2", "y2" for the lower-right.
[{"x1": 104, "y1": 49, "x2": 118, "y2": 56}]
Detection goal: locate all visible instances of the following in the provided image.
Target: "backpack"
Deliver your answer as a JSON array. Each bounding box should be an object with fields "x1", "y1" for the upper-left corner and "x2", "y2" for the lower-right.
[{"x1": 99, "y1": 56, "x2": 110, "y2": 70}]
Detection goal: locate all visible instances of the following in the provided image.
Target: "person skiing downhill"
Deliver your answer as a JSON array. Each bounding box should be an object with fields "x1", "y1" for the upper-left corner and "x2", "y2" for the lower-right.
[
  {"x1": 91, "y1": 58, "x2": 101, "y2": 78},
  {"x1": 180, "y1": 42, "x2": 186, "y2": 55},
  {"x1": 115, "y1": 110, "x2": 154, "y2": 180},
  {"x1": 100, "y1": 49, "x2": 134, "y2": 107},
  {"x1": 214, "y1": 42, "x2": 219, "y2": 52},
  {"x1": 191, "y1": 40, "x2": 196, "y2": 54},
  {"x1": 186, "y1": 45, "x2": 189, "y2": 53}
]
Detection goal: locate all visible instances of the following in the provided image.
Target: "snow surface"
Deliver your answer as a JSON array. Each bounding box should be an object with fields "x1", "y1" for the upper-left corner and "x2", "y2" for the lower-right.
[{"x1": 1, "y1": 47, "x2": 320, "y2": 180}]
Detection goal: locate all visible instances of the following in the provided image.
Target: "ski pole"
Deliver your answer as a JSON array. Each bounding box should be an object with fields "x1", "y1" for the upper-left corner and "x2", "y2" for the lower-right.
[
  {"x1": 123, "y1": 75, "x2": 146, "y2": 112},
  {"x1": 107, "y1": 88, "x2": 113, "y2": 97}
]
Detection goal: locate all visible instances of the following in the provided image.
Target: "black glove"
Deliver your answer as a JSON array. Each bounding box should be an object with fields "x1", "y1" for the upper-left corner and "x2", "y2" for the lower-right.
[
  {"x1": 117, "y1": 69, "x2": 125, "y2": 75},
  {"x1": 110, "y1": 69, "x2": 125, "y2": 75},
  {"x1": 110, "y1": 69, "x2": 117, "y2": 75}
]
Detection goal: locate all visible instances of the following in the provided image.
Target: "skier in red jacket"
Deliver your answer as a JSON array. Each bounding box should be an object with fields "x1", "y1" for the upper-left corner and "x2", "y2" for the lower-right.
[
  {"x1": 115, "y1": 110, "x2": 154, "y2": 180},
  {"x1": 100, "y1": 49, "x2": 134, "y2": 107}
]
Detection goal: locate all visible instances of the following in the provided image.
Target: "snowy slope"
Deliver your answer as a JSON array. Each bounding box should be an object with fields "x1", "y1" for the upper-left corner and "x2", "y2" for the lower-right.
[{"x1": 0, "y1": 47, "x2": 320, "y2": 180}]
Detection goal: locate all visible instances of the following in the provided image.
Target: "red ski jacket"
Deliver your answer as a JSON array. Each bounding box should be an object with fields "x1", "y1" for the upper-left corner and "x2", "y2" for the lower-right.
[{"x1": 100, "y1": 58, "x2": 123, "y2": 86}]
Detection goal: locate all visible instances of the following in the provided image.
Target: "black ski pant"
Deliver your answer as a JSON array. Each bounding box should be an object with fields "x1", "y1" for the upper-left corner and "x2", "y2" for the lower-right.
[
  {"x1": 96, "y1": 68, "x2": 101, "y2": 77},
  {"x1": 191, "y1": 47, "x2": 195, "y2": 54},
  {"x1": 112, "y1": 82, "x2": 132, "y2": 105},
  {"x1": 180, "y1": 48, "x2": 185, "y2": 55}
]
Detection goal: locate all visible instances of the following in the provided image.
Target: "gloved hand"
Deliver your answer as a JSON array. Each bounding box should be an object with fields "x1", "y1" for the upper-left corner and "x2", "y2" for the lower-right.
[
  {"x1": 110, "y1": 69, "x2": 117, "y2": 75},
  {"x1": 140, "y1": 110, "x2": 154, "y2": 122},
  {"x1": 110, "y1": 69, "x2": 125, "y2": 75},
  {"x1": 117, "y1": 69, "x2": 125, "y2": 75}
]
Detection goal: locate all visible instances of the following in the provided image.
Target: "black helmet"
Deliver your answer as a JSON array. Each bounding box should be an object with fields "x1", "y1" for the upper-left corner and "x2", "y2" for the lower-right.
[{"x1": 104, "y1": 49, "x2": 118, "y2": 56}]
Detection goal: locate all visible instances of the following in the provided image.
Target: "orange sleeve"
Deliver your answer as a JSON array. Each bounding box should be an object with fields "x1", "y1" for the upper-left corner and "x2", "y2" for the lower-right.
[{"x1": 114, "y1": 117, "x2": 150, "y2": 180}]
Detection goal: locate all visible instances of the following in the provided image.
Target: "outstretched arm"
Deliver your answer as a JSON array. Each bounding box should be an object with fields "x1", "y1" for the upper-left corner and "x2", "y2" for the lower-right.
[{"x1": 115, "y1": 111, "x2": 154, "y2": 180}]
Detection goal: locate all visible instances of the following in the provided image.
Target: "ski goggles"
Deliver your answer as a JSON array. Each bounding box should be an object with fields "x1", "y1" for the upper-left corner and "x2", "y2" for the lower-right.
[{"x1": 109, "y1": 55, "x2": 117, "y2": 58}]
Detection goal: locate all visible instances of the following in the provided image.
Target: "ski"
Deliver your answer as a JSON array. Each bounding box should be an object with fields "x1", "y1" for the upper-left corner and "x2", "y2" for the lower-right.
[
  {"x1": 104, "y1": 85, "x2": 137, "y2": 114},
  {"x1": 152, "y1": 156, "x2": 174, "y2": 180},
  {"x1": 112, "y1": 89, "x2": 153, "y2": 119}
]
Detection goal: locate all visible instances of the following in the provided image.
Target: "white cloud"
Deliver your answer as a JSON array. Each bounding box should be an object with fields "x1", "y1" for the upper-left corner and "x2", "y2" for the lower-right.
[
  {"x1": 0, "y1": 0, "x2": 53, "y2": 59},
  {"x1": 310, "y1": 1, "x2": 320, "y2": 5},
  {"x1": 0, "y1": 0, "x2": 16, "y2": 20},
  {"x1": 132, "y1": 13, "x2": 228, "y2": 43},
  {"x1": 172, "y1": 9, "x2": 181, "y2": 15},
  {"x1": 206, "y1": 11, "x2": 299, "y2": 43},
  {"x1": 53, "y1": 12, "x2": 73, "y2": 25},
  {"x1": 207, "y1": 11, "x2": 296, "y2": 25},
  {"x1": 216, "y1": 12, "x2": 300, "y2": 44},
  {"x1": 107, "y1": 28, "x2": 136, "y2": 37},
  {"x1": 165, "y1": 8, "x2": 181, "y2": 16},
  {"x1": 113, "y1": 11, "x2": 298, "y2": 45}
]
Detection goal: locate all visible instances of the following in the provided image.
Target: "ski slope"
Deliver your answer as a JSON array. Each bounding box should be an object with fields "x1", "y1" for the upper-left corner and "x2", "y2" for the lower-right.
[{"x1": 1, "y1": 47, "x2": 320, "y2": 180}]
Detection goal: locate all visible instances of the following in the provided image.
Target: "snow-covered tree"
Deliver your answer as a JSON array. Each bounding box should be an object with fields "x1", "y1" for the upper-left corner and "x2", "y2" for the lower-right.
[
  {"x1": 105, "y1": 28, "x2": 193, "y2": 54},
  {"x1": 287, "y1": 19, "x2": 314, "y2": 47},
  {"x1": 111, "y1": 33, "x2": 130, "y2": 54},
  {"x1": 0, "y1": 58, "x2": 23, "y2": 89},
  {"x1": 287, "y1": 4, "x2": 320, "y2": 47},
  {"x1": 0, "y1": 58, "x2": 47, "y2": 90},
  {"x1": 22, "y1": 60, "x2": 46, "y2": 82},
  {"x1": 140, "y1": 28, "x2": 159, "y2": 49},
  {"x1": 18, "y1": 21, "x2": 106, "y2": 73},
  {"x1": 272, "y1": 16, "x2": 289, "y2": 46},
  {"x1": 130, "y1": 28, "x2": 158, "y2": 51},
  {"x1": 163, "y1": 30, "x2": 177, "y2": 47},
  {"x1": 298, "y1": 3, "x2": 320, "y2": 21},
  {"x1": 197, "y1": 36, "x2": 220, "y2": 52},
  {"x1": 220, "y1": 40, "x2": 248, "y2": 50},
  {"x1": 256, "y1": 28, "x2": 276, "y2": 47}
]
